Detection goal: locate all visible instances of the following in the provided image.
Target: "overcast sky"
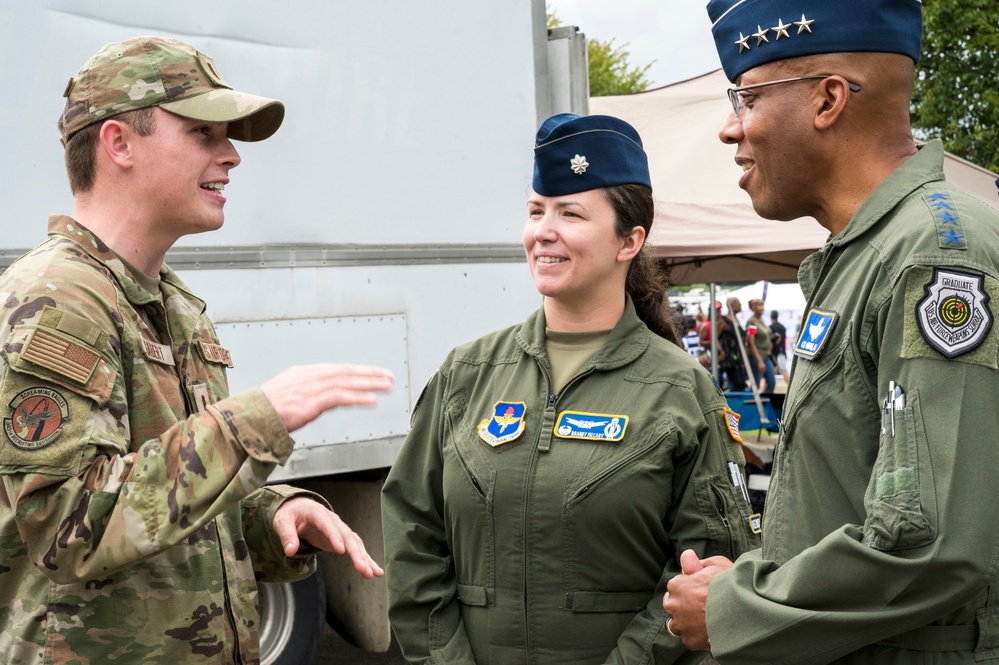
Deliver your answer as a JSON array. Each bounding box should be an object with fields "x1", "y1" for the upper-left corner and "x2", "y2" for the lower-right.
[{"x1": 546, "y1": 0, "x2": 722, "y2": 88}]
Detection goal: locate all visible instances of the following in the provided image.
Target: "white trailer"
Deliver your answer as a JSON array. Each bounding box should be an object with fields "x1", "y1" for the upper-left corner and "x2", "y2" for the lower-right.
[{"x1": 0, "y1": 2, "x2": 587, "y2": 662}]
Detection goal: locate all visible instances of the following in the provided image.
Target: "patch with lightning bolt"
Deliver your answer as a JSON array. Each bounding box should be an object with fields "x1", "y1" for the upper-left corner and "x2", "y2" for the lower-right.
[
  {"x1": 477, "y1": 401, "x2": 527, "y2": 447},
  {"x1": 553, "y1": 410, "x2": 628, "y2": 443},
  {"x1": 4, "y1": 387, "x2": 70, "y2": 450}
]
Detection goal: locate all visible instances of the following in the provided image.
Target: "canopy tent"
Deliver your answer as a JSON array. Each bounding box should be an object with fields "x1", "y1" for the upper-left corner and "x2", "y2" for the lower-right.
[{"x1": 590, "y1": 69, "x2": 999, "y2": 286}]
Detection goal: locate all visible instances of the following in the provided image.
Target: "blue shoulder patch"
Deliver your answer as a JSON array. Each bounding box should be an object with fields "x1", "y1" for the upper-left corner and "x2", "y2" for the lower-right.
[{"x1": 793, "y1": 308, "x2": 839, "y2": 360}]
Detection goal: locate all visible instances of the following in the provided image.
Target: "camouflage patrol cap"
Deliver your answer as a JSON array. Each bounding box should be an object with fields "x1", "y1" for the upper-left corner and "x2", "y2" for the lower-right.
[{"x1": 58, "y1": 36, "x2": 285, "y2": 145}]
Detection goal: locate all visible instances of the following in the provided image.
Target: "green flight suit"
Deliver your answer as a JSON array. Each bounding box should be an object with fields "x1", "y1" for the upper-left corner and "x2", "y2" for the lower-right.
[
  {"x1": 705, "y1": 141, "x2": 999, "y2": 663},
  {"x1": 383, "y1": 299, "x2": 760, "y2": 664},
  {"x1": 0, "y1": 217, "x2": 320, "y2": 664}
]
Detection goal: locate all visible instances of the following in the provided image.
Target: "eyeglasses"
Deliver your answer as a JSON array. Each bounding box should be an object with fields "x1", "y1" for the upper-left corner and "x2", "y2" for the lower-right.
[{"x1": 727, "y1": 75, "x2": 862, "y2": 115}]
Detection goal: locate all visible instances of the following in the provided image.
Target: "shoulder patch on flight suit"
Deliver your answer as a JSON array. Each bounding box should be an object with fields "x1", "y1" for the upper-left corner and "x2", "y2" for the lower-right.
[
  {"x1": 477, "y1": 401, "x2": 526, "y2": 447},
  {"x1": 922, "y1": 191, "x2": 967, "y2": 251},
  {"x1": 553, "y1": 411, "x2": 628, "y2": 442},
  {"x1": 903, "y1": 266, "x2": 998, "y2": 368},
  {"x1": 3, "y1": 387, "x2": 69, "y2": 450},
  {"x1": 722, "y1": 408, "x2": 743, "y2": 444},
  {"x1": 793, "y1": 308, "x2": 839, "y2": 360}
]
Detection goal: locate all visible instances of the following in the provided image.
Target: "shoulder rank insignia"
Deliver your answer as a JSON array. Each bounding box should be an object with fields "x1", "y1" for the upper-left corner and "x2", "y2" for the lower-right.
[
  {"x1": 723, "y1": 407, "x2": 743, "y2": 444},
  {"x1": 916, "y1": 268, "x2": 993, "y2": 357},
  {"x1": 4, "y1": 387, "x2": 70, "y2": 450},
  {"x1": 477, "y1": 401, "x2": 527, "y2": 447},
  {"x1": 553, "y1": 410, "x2": 628, "y2": 443},
  {"x1": 793, "y1": 307, "x2": 839, "y2": 360}
]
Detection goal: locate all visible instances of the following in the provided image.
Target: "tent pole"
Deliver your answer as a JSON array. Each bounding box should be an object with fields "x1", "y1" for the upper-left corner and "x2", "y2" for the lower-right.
[{"x1": 709, "y1": 283, "x2": 719, "y2": 382}]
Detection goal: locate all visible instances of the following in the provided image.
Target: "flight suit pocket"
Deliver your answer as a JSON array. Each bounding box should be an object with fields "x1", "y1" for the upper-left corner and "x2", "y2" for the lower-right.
[
  {"x1": 693, "y1": 474, "x2": 746, "y2": 560},
  {"x1": 862, "y1": 388, "x2": 938, "y2": 551},
  {"x1": 564, "y1": 590, "x2": 650, "y2": 613}
]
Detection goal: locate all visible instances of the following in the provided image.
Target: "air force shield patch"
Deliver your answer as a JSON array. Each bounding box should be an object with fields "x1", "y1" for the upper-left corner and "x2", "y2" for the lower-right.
[
  {"x1": 477, "y1": 402, "x2": 527, "y2": 447},
  {"x1": 916, "y1": 268, "x2": 993, "y2": 357}
]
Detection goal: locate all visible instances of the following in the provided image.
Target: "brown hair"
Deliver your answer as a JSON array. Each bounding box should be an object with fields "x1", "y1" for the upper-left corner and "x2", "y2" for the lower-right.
[
  {"x1": 64, "y1": 107, "x2": 157, "y2": 194},
  {"x1": 603, "y1": 183, "x2": 681, "y2": 346}
]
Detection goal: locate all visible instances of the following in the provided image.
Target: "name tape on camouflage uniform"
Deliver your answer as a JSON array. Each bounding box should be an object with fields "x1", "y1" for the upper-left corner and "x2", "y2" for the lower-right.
[
  {"x1": 916, "y1": 268, "x2": 993, "y2": 357},
  {"x1": 197, "y1": 341, "x2": 234, "y2": 368},
  {"x1": 553, "y1": 410, "x2": 628, "y2": 442},
  {"x1": 4, "y1": 387, "x2": 70, "y2": 450},
  {"x1": 794, "y1": 307, "x2": 839, "y2": 360},
  {"x1": 140, "y1": 338, "x2": 175, "y2": 366},
  {"x1": 477, "y1": 401, "x2": 527, "y2": 447}
]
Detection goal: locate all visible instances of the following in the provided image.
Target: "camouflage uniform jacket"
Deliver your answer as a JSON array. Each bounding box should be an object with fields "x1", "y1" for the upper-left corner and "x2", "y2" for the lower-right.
[{"x1": 0, "y1": 216, "x2": 314, "y2": 664}]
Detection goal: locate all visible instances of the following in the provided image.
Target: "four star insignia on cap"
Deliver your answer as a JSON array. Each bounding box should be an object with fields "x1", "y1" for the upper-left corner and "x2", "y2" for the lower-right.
[
  {"x1": 735, "y1": 15, "x2": 816, "y2": 54},
  {"x1": 753, "y1": 25, "x2": 770, "y2": 46},
  {"x1": 570, "y1": 154, "x2": 589, "y2": 175},
  {"x1": 772, "y1": 18, "x2": 792, "y2": 40}
]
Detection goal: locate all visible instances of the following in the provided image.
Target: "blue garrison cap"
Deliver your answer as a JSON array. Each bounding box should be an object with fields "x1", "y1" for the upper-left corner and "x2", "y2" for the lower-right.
[
  {"x1": 707, "y1": 0, "x2": 923, "y2": 83},
  {"x1": 532, "y1": 113, "x2": 652, "y2": 197}
]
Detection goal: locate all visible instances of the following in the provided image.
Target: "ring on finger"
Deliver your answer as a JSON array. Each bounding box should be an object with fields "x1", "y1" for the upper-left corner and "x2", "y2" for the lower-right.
[{"x1": 666, "y1": 617, "x2": 681, "y2": 639}]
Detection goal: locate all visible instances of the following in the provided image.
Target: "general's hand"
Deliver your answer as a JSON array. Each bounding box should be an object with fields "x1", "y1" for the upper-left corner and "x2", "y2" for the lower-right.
[
  {"x1": 261, "y1": 364, "x2": 394, "y2": 433},
  {"x1": 272, "y1": 497, "x2": 384, "y2": 579},
  {"x1": 663, "y1": 549, "x2": 733, "y2": 650}
]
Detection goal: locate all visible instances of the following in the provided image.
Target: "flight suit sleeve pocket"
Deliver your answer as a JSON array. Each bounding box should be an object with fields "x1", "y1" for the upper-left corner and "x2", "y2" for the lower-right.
[
  {"x1": 693, "y1": 474, "x2": 744, "y2": 559},
  {"x1": 456, "y1": 584, "x2": 494, "y2": 607},
  {"x1": 565, "y1": 590, "x2": 650, "y2": 613},
  {"x1": 862, "y1": 388, "x2": 938, "y2": 551}
]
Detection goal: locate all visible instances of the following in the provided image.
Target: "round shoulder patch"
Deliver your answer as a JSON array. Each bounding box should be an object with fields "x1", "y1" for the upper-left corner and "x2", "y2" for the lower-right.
[
  {"x1": 3, "y1": 387, "x2": 70, "y2": 450},
  {"x1": 916, "y1": 268, "x2": 993, "y2": 358}
]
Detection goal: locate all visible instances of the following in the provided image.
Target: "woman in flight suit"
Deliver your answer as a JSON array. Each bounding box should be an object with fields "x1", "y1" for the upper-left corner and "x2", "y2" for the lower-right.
[{"x1": 382, "y1": 113, "x2": 759, "y2": 665}]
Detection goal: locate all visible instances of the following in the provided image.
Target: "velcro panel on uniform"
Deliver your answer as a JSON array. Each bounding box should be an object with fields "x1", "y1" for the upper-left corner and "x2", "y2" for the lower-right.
[
  {"x1": 902, "y1": 266, "x2": 999, "y2": 369},
  {"x1": 39, "y1": 305, "x2": 107, "y2": 348}
]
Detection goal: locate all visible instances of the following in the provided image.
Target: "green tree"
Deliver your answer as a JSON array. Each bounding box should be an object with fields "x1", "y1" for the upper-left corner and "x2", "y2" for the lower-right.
[
  {"x1": 548, "y1": 11, "x2": 654, "y2": 96},
  {"x1": 912, "y1": 0, "x2": 999, "y2": 172}
]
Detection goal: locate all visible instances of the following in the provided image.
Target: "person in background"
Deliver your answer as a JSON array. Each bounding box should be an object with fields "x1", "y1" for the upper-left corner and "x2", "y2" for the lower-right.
[
  {"x1": 664, "y1": 1, "x2": 999, "y2": 662},
  {"x1": 383, "y1": 113, "x2": 758, "y2": 665},
  {"x1": 682, "y1": 315, "x2": 702, "y2": 359},
  {"x1": 769, "y1": 310, "x2": 789, "y2": 381},
  {"x1": 0, "y1": 36, "x2": 394, "y2": 664},
  {"x1": 745, "y1": 298, "x2": 775, "y2": 393}
]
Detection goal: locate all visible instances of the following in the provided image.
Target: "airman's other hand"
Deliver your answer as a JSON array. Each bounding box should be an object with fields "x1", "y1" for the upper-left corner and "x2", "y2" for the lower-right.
[
  {"x1": 272, "y1": 497, "x2": 384, "y2": 579},
  {"x1": 261, "y1": 364, "x2": 394, "y2": 432},
  {"x1": 663, "y1": 549, "x2": 733, "y2": 650}
]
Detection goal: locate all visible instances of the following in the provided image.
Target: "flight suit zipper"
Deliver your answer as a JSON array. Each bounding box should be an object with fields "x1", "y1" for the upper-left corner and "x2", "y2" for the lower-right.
[{"x1": 710, "y1": 485, "x2": 735, "y2": 559}]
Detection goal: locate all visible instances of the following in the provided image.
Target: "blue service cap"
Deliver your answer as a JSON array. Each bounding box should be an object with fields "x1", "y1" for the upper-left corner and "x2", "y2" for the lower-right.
[
  {"x1": 532, "y1": 113, "x2": 652, "y2": 197},
  {"x1": 707, "y1": 0, "x2": 923, "y2": 83}
]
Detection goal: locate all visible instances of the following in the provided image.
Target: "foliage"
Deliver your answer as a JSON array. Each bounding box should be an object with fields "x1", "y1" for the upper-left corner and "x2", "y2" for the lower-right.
[
  {"x1": 548, "y1": 11, "x2": 654, "y2": 96},
  {"x1": 911, "y1": 0, "x2": 999, "y2": 172}
]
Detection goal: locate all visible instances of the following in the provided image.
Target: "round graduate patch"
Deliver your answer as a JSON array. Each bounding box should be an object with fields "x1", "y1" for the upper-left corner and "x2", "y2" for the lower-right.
[
  {"x1": 4, "y1": 387, "x2": 70, "y2": 450},
  {"x1": 916, "y1": 268, "x2": 993, "y2": 358}
]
